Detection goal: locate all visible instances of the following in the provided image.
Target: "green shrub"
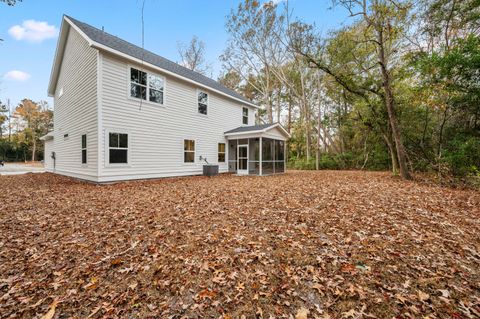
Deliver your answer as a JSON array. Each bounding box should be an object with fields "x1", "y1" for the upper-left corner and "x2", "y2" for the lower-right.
[{"x1": 443, "y1": 135, "x2": 480, "y2": 177}]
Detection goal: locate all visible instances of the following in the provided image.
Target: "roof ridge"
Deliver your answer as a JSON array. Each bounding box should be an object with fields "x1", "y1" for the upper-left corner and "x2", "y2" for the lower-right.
[{"x1": 64, "y1": 15, "x2": 253, "y2": 105}]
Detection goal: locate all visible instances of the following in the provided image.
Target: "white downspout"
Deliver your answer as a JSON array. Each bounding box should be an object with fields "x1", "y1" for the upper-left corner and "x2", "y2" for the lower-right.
[{"x1": 259, "y1": 137, "x2": 262, "y2": 176}]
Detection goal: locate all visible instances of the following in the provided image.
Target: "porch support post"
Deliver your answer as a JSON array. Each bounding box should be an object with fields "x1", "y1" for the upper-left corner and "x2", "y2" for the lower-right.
[{"x1": 259, "y1": 137, "x2": 263, "y2": 176}]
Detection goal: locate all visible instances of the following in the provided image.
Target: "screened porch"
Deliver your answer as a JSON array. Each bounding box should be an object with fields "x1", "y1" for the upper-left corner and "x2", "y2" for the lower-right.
[
  {"x1": 227, "y1": 138, "x2": 286, "y2": 175},
  {"x1": 224, "y1": 123, "x2": 290, "y2": 176}
]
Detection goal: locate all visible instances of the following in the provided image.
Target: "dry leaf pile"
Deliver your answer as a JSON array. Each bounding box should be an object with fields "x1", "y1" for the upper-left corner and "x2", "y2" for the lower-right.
[{"x1": 0, "y1": 171, "x2": 479, "y2": 318}]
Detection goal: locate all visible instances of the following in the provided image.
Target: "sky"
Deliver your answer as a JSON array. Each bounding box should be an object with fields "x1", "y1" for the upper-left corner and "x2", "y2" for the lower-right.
[{"x1": 0, "y1": 0, "x2": 349, "y2": 110}]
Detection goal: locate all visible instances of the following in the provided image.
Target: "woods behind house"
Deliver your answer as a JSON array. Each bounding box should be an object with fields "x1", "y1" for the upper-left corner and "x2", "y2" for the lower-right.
[
  {"x1": 219, "y1": 0, "x2": 479, "y2": 184},
  {"x1": 0, "y1": 99, "x2": 52, "y2": 162}
]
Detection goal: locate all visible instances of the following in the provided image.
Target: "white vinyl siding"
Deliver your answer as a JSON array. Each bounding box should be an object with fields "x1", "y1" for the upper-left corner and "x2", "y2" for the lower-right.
[
  {"x1": 44, "y1": 139, "x2": 54, "y2": 172},
  {"x1": 98, "y1": 53, "x2": 256, "y2": 182},
  {"x1": 52, "y1": 26, "x2": 98, "y2": 179}
]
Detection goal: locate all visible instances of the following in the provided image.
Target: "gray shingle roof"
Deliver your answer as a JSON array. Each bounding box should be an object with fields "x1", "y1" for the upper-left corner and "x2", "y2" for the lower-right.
[
  {"x1": 65, "y1": 15, "x2": 254, "y2": 106},
  {"x1": 224, "y1": 123, "x2": 279, "y2": 134}
]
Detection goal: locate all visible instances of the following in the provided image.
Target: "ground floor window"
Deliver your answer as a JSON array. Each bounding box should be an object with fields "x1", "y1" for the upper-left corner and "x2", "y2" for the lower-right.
[
  {"x1": 218, "y1": 143, "x2": 226, "y2": 162},
  {"x1": 184, "y1": 139, "x2": 195, "y2": 163},
  {"x1": 81, "y1": 134, "x2": 87, "y2": 164},
  {"x1": 109, "y1": 132, "x2": 128, "y2": 164}
]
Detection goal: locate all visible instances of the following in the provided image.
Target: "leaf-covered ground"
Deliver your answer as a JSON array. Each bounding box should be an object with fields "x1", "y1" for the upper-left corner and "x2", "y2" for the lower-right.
[{"x1": 0, "y1": 171, "x2": 479, "y2": 318}]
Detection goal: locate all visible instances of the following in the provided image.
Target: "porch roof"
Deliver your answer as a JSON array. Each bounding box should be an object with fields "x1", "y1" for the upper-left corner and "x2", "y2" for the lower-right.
[
  {"x1": 40, "y1": 132, "x2": 54, "y2": 141},
  {"x1": 224, "y1": 123, "x2": 290, "y2": 139}
]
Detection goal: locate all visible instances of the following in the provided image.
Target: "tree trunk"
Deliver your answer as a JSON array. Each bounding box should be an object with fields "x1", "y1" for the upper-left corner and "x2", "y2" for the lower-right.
[
  {"x1": 31, "y1": 136, "x2": 36, "y2": 162},
  {"x1": 266, "y1": 93, "x2": 273, "y2": 124},
  {"x1": 376, "y1": 27, "x2": 411, "y2": 180},
  {"x1": 316, "y1": 105, "x2": 321, "y2": 170},
  {"x1": 286, "y1": 96, "x2": 292, "y2": 161},
  {"x1": 276, "y1": 91, "x2": 281, "y2": 123},
  {"x1": 383, "y1": 133, "x2": 399, "y2": 175},
  {"x1": 305, "y1": 106, "x2": 311, "y2": 161},
  {"x1": 299, "y1": 71, "x2": 310, "y2": 161},
  {"x1": 304, "y1": 121, "x2": 310, "y2": 161},
  {"x1": 287, "y1": 96, "x2": 292, "y2": 133}
]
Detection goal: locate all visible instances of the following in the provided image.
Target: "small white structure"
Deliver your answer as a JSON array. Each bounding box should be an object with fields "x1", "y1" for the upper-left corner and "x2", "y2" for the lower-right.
[{"x1": 43, "y1": 15, "x2": 289, "y2": 182}]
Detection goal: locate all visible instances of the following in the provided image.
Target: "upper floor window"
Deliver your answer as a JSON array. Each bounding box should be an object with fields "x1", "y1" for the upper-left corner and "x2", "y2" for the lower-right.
[
  {"x1": 198, "y1": 91, "x2": 208, "y2": 115},
  {"x1": 242, "y1": 107, "x2": 248, "y2": 125},
  {"x1": 130, "y1": 67, "x2": 164, "y2": 104},
  {"x1": 184, "y1": 140, "x2": 195, "y2": 163},
  {"x1": 109, "y1": 132, "x2": 128, "y2": 164},
  {"x1": 81, "y1": 134, "x2": 87, "y2": 164}
]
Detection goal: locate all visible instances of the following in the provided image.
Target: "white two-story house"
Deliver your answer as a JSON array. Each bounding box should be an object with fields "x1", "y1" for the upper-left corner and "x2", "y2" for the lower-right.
[{"x1": 42, "y1": 15, "x2": 289, "y2": 182}]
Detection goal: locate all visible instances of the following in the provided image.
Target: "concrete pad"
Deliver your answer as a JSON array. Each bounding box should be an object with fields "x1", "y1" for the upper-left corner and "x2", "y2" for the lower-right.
[{"x1": 0, "y1": 163, "x2": 46, "y2": 175}]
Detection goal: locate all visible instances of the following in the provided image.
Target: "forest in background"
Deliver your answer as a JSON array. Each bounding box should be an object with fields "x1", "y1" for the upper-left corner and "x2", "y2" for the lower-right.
[
  {"x1": 0, "y1": 99, "x2": 52, "y2": 162},
  {"x1": 214, "y1": 0, "x2": 479, "y2": 185}
]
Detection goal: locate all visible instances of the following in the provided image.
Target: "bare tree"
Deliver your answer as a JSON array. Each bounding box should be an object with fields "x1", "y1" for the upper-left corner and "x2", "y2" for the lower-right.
[
  {"x1": 177, "y1": 36, "x2": 212, "y2": 76},
  {"x1": 221, "y1": 0, "x2": 287, "y2": 123},
  {"x1": 0, "y1": 0, "x2": 21, "y2": 6}
]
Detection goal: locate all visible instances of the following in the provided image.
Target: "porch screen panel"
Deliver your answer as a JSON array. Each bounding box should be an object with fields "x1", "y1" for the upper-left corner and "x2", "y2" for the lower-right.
[
  {"x1": 274, "y1": 140, "x2": 285, "y2": 173},
  {"x1": 262, "y1": 138, "x2": 274, "y2": 174},
  {"x1": 249, "y1": 138, "x2": 260, "y2": 174}
]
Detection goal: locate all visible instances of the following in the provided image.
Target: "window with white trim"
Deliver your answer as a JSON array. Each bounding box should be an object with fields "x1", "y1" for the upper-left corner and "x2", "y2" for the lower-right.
[
  {"x1": 218, "y1": 143, "x2": 226, "y2": 162},
  {"x1": 81, "y1": 134, "x2": 87, "y2": 164},
  {"x1": 130, "y1": 67, "x2": 164, "y2": 104},
  {"x1": 198, "y1": 91, "x2": 208, "y2": 115},
  {"x1": 109, "y1": 132, "x2": 128, "y2": 164},
  {"x1": 184, "y1": 140, "x2": 195, "y2": 163},
  {"x1": 242, "y1": 107, "x2": 248, "y2": 125}
]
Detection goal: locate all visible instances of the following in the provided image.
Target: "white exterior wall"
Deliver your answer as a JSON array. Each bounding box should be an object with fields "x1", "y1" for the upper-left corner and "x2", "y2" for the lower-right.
[
  {"x1": 98, "y1": 53, "x2": 256, "y2": 182},
  {"x1": 52, "y1": 27, "x2": 98, "y2": 181},
  {"x1": 43, "y1": 139, "x2": 54, "y2": 172}
]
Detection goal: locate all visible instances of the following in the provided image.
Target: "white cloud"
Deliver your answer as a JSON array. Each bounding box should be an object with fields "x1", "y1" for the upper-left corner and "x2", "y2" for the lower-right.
[
  {"x1": 8, "y1": 20, "x2": 58, "y2": 43},
  {"x1": 4, "y1": 70, "x2": 31, "y2": 81}
]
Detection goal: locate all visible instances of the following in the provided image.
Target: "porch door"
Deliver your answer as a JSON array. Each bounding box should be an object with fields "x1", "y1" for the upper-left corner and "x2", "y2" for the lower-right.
[{"x1": 237, "y1": 144, "x2": 249, "y2": 175}]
